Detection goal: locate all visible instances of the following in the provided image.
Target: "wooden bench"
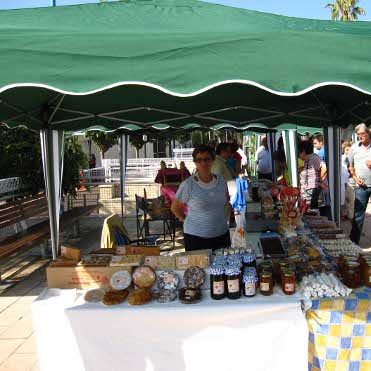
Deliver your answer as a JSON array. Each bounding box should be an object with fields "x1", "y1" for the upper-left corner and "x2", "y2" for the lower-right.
[{"x1": 0, "y1": 192, "x2": 98, "y2": 260}]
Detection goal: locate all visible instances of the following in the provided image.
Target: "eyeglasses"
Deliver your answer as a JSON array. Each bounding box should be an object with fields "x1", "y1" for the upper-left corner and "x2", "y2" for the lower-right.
[
  {"x1": 358, "y1": 132, "x2": 367, "y2": 137},
  {"x1": 194, "y1": 157, "x2": 212, "y2": 163}
]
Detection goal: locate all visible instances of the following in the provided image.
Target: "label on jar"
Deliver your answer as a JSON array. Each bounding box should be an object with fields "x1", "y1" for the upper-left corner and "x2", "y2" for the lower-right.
[
  {"x1": 227, "y1": 279, "x2": 239, "y2": 293},
  {"x1": 260, "y1": 282, "x2": 270, "y2": 292},
  {"x1": 163, "y1": 273, "x2": 174, "y2": 283},
  {"x1": 244, "y1": 282, "x2": 256, "y2": 296},
  {"x1": 178, "y1": 257, "x2": 189, "y2": 265},
  {"x1": 185, "y1": 289, "x2": 195, "y2": 297},
  {"x1": 284, "y1": 283, "x2": 295, "y2": 292},
  {"x1": 213, "y1": 281, "x2": 225, "y2": 295}
]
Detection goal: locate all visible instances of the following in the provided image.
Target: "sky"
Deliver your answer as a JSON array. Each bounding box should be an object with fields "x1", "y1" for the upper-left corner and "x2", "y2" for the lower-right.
[{"x1": 0, "y1": 0, "x2": 370, "y2": 21}]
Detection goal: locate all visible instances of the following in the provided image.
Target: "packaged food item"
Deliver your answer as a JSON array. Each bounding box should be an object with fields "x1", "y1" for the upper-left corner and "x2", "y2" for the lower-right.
[
  {"x1": 61, "y1": 245, "x2": 81, "y2": 262},
  {"x1": 225, "y1": 266, "x2": 241, "y2": 300},
  {"x1": 210, "y1": 265, "x2": 225, "y2": 300},
  {"x1": 84, "y1": 289, "x2": 105, "y2": 303},
  {"x1": 144, "y1": 255, "x2": 176, "y2": 270},
  {"x1": 127, "y1": 289, "x2": 152, "y2": 306},
  {"x1": 110, "y1": 270, "x2": 132, "y2": 290},
  {"x1": 178, "y1": 287, "x2": 202, "y2": 304},
  {"x1": 281, "y1": 269, "x2": 296, "y2": 295},
  {"x1": 116, "y1": 246, "x2": 160, "y2": 256},
  {"x1": 110, "y1": 255, "x2": 143, "y2": 267},
  {"x1": 90, "y1": 248, "x2": 116, "y2": 255},
  {"x1": 183, "y1": 266, "x2": 206, "y2": 288},
  {"x1": 102, "y1": 289, "x2": 129, "y2": 306},
  {"x1": 157, "y1": 270, "x2": 179, "y2": 290},
  {"x1": 176, "y1": 254, "x2": 209, "y2": 270},
  {"x1": 153, "y1": 289, "x2": 177, "y2": 303},
  {"x1": 259, "y1": 271, "x2": 273, "y2": 296},
  {"x1": 132, "y1": 266, "x2": 156, "y2": 289},
  {"x1": 79, "y1": 256, "x2": 111, "y2": 267},
  {"x1": 50, "y1": 257, "x2": 78, "y2": 267}
]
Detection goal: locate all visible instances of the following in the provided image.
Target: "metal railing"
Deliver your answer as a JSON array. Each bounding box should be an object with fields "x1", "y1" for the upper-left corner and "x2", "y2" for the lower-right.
[{"x1": 0, "y1": 177, "x2": 23, "y2": 200}]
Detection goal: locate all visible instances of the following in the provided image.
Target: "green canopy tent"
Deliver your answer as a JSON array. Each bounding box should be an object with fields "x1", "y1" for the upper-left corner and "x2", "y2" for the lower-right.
[{"x1": 1, "y1": 0, "x2": 371, "y2": 258}]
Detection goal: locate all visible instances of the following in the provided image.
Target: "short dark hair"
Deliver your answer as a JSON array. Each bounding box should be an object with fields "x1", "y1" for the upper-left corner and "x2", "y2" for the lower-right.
[
  {"x1": 192, "y1": 145, "x2": 215, "y2": 161},
  {"x1": 215, "y1": 142, "x2": 230, "y2": 155},
  {"x1": 298, "y1": 140, "x2": 314, "y2": 155},
  {"x1": 313, "y1": 134, "x2": 324, "y2": 143}
]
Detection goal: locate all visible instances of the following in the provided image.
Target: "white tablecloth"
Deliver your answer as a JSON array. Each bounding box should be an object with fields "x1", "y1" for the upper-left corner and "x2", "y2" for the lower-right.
[{"x1": 32, "y1": 287, "x2": 309, "y2": 371}]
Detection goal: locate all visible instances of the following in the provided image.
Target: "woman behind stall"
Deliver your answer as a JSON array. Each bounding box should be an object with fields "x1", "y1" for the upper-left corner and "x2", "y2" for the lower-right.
[
  {"x1": 298, "y1": 140, "x2": 329, "y2": 216},
  {"x1": 171, "y1": 145, "x2": 230, "y2": 251}
]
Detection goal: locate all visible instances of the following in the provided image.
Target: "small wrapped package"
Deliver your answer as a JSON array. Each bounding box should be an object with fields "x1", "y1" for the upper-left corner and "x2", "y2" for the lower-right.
[
  {"x1": 175, "y1": 253, "x2": 209, "y2": 270},
  {"x1": 144, "y1": 255, "x2": 176, "y2": 270},
  {"x1": 110, "y1": 255, "x2": 144, "y2": 267}
]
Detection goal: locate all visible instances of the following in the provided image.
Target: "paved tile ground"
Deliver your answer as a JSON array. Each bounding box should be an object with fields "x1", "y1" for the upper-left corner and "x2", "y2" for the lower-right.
[{"x1": 0, "y1": 204, "x2": 370, "y2": 371}]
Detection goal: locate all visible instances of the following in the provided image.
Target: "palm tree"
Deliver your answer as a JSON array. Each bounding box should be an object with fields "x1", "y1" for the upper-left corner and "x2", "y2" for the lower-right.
[{"x1": 326, "y1": 0, "x2": 366, "y2": 21}]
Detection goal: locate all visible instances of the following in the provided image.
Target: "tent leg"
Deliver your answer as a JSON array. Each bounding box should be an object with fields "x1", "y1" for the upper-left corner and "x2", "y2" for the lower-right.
[
  {"x1": 282, "y1": 130, "x2": 298, "y2": 187},
  {"x1": 267, "y1": 133, "x2": 277, "y2": 181},
  {"x1": 120, "y1": 134, "x2": 128, "y2": 219},
  {"x1": 40, "y1": 129, "x2": 65, "y2": 260}
]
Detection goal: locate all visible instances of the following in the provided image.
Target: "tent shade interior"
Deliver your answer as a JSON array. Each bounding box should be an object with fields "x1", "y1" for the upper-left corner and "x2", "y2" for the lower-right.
[{"x1": 0, "y1": 0, "x2": 371, "y2": 132}]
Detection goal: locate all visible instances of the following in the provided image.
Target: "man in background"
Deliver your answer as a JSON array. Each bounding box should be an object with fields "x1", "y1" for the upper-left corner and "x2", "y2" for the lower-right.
[
  {"x1": 255, "y1": 135, "x2": 272, "y2": 180},
  {"x1": 348, "y1": 123, "x2": 371, "y2": 245},
  {"x1": 313, "y1": 135, "x2": 326, "y2": 162}
]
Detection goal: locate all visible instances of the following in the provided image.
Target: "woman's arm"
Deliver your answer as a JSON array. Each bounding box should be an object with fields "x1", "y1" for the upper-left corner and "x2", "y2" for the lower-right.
[
  {"x1": 171, "y1": 199, "x2": 186, "y2": 222},
  {"x1": 319, "y1": 163, "x2": 328, "y2": 189}
]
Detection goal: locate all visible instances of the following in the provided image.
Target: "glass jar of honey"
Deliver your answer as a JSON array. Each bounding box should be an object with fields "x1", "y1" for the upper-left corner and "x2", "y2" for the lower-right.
[
  {"x1": 259, "y1": 271, "x2": 273, "y2": 296},
  {"x1": 362, "y1": 260, "x2": 371, "y2": 288},
  {"x1": 343, "y1": 262, "x2": 361, "y2": 289},
  {"x1": 281, "y1": 269, "x2": 296, "y2": 295}
]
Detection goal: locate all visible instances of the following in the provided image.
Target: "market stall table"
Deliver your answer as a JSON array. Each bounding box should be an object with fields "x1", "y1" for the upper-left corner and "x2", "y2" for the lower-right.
[
  {"x1": 32, "y1": 287, "x2": 309, "y2": 371},
  {"x1": 306, "y1": 287, "x2": 371, "y2": 371}
]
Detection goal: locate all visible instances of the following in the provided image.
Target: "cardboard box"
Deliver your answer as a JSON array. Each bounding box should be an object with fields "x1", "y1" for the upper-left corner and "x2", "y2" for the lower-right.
[
  {"x1": 110, "y1": 255, "x2": 143, "y2": 267},
  {"x1": 61, "y1": 245, "x2": 81, "y2": 262},
  {"x1": 116, "y1": 245, "x2": 160, "y2": 256},
  {"x1": 46, "y1": 266, "x2": 133, "y2": 290}
]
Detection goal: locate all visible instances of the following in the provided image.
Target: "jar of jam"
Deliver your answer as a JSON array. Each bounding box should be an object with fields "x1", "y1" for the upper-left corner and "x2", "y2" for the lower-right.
[
  {"x1": 343, "y1": 262, "x2": 361, "y2": 289},
  {"x1": 242, "y1": 268, "x2": 258, "y2": 297},
  {"x1": 281, "y1": 269, "x2": 296, "y2": 295},
  {"x1": 210, "y1": 265, "x2": 226, "y2": 300},
  {"x1": 362, "y1": 260, "x2": 371, "y2": 288},
  {"x1": 259, "y1": 271, "x2": 274, "y2": 296},
  {"x1": 225, "y1": 267, "x2": 241, "y2": 300},
  {"x1": 242, "y1": 251, "x2": 257, "y2": 269}
]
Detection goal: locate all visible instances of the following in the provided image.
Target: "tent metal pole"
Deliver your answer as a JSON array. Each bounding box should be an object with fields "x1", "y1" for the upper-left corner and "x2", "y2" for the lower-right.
[
  {"x1": 267, "y1": 133, "x2": 276, "y2": 181},
  {"x1": 333, "y1": 126, "x2": 342, "y2": 226},
  {"x1": 282, "y1": 130, "x2": 298, "y2": 187},
  {"x1": 120, "y1": 134, "x2": 128, "y2": 219},
  {"x1": 40, "y1": 129, "x2": 64, "y2": 260}
]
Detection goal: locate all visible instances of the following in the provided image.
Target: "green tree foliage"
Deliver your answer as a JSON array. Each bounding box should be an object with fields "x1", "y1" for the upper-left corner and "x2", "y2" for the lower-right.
[
  {"x1": 84, "y1": 131, "x2": 119, "y2": 159},
  {"x1": 129, "y1": 134, "x2": 145, "y2": 158},
  {"x1": 0, "y1": 125, "x2": 88, "y2": 197},
  {"x1": 326, "y1": 0, "x2": 366, "y2": 21},
  {"x1": 0, "y1": 125, "x2": 43, "y2": 195},
  {"x1": 62, "y1": 135, "x2": 88, "y2": 197}
]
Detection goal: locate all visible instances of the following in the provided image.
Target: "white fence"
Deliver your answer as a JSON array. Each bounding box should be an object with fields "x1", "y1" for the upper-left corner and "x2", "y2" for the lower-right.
[
  {"x1": 0, "y1": 177, "x2": 22, "y2": 200},
  {"x1": 83, "y1": 157, "x2": 196, "y2": 183}
]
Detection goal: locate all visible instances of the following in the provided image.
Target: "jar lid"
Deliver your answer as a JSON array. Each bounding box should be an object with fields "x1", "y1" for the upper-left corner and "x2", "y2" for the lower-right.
[
  {"x1": 260, "y1": 272, "x2": 272, "y2": 278},
  {"x1": 244, "y1": 267, "x2": 257, "y2": 275},
  {"x1": 210, "y1": 266, "x2": 225, "y2": 275},
  {"x1": 225, "y1": 267, "x2": 241, "y2": 276},
  {"x1": 282, "y1": 269, "x2": 295, "y2": 277},
  {"x1": 242, "y1": 251, "x2": 256, "y2": 263},
  {"x1": 242, "y1": 273, "x2": 258, "y2": 283}
]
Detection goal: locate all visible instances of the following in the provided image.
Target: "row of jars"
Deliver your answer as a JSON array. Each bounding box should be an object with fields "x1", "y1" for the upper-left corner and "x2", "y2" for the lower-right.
[
  {"x1": 210, "y1": 261, "x2": 296, "y2": 300},
  {"x1": 337, "y1": 254, "x2": 371, "y2": 289}
]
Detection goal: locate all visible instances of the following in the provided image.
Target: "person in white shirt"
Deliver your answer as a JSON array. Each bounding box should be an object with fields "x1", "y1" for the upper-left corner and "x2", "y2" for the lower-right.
[{"x1": 255, "y1": 136, "x2": 272, "y2": 180}]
